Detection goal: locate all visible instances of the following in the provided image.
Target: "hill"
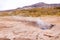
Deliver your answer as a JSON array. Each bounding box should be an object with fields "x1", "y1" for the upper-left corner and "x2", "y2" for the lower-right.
[
  {"x1": 0, "y1": 2, "x2": 60, "y2": 16},
  {"x1": 23, "y1": 2, "x2": 60, "y2": 8}
]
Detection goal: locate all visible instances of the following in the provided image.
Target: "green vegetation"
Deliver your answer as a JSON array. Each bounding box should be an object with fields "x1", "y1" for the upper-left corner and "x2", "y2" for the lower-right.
[{"x1": 0, "y1": 7, "x2": 60, "y2": 17}]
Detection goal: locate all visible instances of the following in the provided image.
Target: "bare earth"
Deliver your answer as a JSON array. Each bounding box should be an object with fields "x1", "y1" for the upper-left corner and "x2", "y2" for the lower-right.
[{"x1": 0, "y1": 16, "x2": 60, "y2": 40}]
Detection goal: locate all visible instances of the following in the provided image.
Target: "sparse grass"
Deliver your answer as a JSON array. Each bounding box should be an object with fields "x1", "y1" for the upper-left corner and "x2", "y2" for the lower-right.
[{"x1": 0, "y1": 7, "x2": 60, "y2": 17}]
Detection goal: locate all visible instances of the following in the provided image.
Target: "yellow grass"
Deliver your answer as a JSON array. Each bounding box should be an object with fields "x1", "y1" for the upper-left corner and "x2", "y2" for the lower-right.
[{"x1": 0, "y1": 7, "x2": 60, "y2": 17}]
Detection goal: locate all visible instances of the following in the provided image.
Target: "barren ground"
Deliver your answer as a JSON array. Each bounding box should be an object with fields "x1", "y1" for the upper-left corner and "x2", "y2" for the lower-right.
[{"x1": 0, "y1": 16, "x2": 60, "y2": 40}]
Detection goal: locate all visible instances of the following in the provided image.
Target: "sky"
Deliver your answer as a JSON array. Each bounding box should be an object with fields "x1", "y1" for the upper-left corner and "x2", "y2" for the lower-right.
[{"x1": 0, "y1": 0, "x2": 60, "y2": 11}]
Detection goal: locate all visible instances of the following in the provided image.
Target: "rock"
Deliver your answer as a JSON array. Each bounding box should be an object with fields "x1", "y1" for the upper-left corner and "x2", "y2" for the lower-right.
[
  {"x1": 0, "y1": 38, "x2": 10, "y2": 40},
  {"x1": 14, "y1": 38, "x2": 34, "y2": 40}
]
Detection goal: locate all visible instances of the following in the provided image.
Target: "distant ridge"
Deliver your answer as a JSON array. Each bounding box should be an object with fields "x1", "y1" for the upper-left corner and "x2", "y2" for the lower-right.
[
  {"x1": 23, "y1": 2, "x2": 60, "y2": 8},
  {"x1": 0, "y1": 2, "x2": 60, "y2": 11}
]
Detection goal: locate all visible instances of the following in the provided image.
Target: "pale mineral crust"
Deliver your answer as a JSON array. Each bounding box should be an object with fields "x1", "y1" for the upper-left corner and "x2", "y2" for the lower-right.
[{"x1": 0, "y1": 16, "x2": 60, "y2": 40}]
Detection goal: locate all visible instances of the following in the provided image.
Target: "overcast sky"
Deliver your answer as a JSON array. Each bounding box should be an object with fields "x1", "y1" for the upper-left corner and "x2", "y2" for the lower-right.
[{"x1": 0, "y1": 0, "x2": 60, "y2": 10}]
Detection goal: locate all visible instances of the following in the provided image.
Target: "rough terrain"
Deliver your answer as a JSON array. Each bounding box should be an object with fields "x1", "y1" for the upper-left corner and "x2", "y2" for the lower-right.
[{"x1": 0, "y1": 16, "x2": 60, "y2": 40}]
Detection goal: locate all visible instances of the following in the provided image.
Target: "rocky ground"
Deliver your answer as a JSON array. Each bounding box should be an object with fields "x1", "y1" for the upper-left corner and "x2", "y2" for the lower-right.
[{"x1": 0, "y1": 16, "x2": 60, "y2": 40}]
